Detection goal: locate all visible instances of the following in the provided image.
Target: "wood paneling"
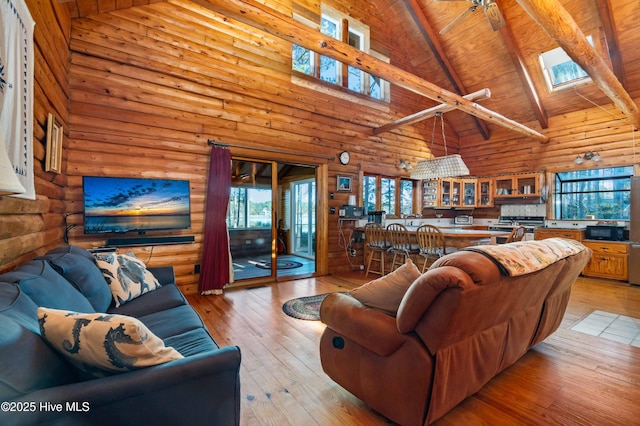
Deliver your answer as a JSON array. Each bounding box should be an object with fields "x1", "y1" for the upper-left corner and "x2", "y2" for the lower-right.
[
  {"x1": 60, "y1": 0, "x2": 439, "y2": 291},
  {"x1": 2, "y1": 0, "x2": 639, "y2": 292}
]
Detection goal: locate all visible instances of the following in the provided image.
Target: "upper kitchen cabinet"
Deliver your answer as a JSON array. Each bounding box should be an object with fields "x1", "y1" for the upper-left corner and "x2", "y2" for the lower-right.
[
  {"x1": 494, "y1": 173, "x2": 543, "y2": 198},
  {"x1": 422, "y1": 180, "x2": 439, "y2": 208},
  {"x1": 461, "y1": 179, "x2": 477, "y2": 208},
  {"x1": 477, "y1": 178, "x2": 493, "y2": 207}
]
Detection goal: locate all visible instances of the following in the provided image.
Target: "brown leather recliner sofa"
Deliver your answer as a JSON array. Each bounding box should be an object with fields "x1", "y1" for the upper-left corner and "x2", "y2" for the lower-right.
[{"x1": 319, "y1": 238, "x2": 592, "y2": 425}]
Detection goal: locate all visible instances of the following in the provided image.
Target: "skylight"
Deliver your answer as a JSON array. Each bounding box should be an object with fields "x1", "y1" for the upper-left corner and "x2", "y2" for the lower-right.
[{"x1": 539, "y1": 35, "x2": 593, "y2": 92}]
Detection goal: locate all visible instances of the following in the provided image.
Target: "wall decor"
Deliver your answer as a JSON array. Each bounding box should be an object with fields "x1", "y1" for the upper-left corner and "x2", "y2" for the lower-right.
[
  {"x1": 337, "y1": 175, "x2": 352, "y2": 192},
  {"x1": 0, "y1": 0, "x2": 35, "y2": 199},
  {"x1": 45, "y1": 113, "x2": 63, "y2": 174}
]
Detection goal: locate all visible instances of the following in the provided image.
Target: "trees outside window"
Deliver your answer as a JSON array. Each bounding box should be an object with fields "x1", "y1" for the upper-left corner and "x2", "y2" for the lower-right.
[{"x1": 554, "y1": 166, "x2": 633, "y2": 220}]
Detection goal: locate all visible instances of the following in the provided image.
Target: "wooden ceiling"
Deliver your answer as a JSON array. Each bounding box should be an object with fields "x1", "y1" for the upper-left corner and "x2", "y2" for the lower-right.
[{"x1": 61, "y1": 0, "x2": 640, "y2": 141}]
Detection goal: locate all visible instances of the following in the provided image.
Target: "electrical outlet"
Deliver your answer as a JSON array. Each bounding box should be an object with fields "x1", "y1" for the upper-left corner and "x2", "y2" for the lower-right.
[{"x1": 194, "y1": 264, "x2": 200, "y2": 273}]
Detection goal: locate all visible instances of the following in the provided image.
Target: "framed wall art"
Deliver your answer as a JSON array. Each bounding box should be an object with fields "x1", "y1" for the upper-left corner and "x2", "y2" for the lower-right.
[
  {"x1": 45, "y1": 113, "x2": 63, "y2": 174},
  {"x1": 337, "y1": 175, "x2": 352, "y2": 192}
]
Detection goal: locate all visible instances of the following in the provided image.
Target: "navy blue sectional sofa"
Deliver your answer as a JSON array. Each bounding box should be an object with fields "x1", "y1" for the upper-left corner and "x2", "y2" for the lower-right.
[{"x1": 0, "y1": 245, "x2": 240, "y2": 425}]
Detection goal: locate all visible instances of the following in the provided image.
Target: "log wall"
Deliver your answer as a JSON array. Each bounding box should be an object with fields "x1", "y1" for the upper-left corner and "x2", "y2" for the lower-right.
[
  {"x1": 0, "y1": 0, "x2": 70, "y2": 271},
  {"x1": 61, "y1": 0, "x2": 447, "y2": 293},
  {"x1": 2, "y1": 0, "x2": 638, "y2": 295}
]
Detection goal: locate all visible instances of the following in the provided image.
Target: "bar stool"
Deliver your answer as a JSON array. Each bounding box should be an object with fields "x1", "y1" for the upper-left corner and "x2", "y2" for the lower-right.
[
  {"x1": 415, "y1": 224, "x2": 457, "y2": 272},
  {"x1": 386, "y1": 223, "x2": 419, "y2": 271},
  {"x1": 365, "y1": 223, "x2": 387, "y2": 277}
]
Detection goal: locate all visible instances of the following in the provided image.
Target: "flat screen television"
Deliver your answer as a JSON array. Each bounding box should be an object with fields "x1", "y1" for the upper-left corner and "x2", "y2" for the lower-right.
[{"x1": 82, "y1": 176, "x2": 191, "y2": 235}]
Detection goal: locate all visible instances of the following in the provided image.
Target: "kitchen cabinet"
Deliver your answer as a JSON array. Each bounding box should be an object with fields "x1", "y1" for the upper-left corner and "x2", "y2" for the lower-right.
[
  {"x1": 477, "y1": 178, "x2": 493, "y2": 207},
  {"x1": 439, "y1": 179, "x2": 454, "y2": 207},
  {"x1": 422, "y1": 180, "x2": 439, "y2": 208},
  {"x1": 582, "y1": 240, "x2": 629, "y2": 281},
  {"x1": 494, "y1": 173, "x2": 542, "y2": 198},
  {"x1": 534, "y1": 228, "x2": 584, "y2": 242},
  {"x1": 461, "y1": 179, "x2": 476, "y2": 207}
]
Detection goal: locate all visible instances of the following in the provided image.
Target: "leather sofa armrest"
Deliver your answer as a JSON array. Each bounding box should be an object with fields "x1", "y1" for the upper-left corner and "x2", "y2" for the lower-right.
[
  {"x1": 1, "y1": 346, "x2": 241, "y2": 426},
  {"x1": 148, "y1": 265, "x2": 176, "y2": 286},
  {"x1": 396, "y1": 266, "x2": 474, "y2": 333},
  {"x1": 320, "y1": 293, "x2": 407, "y2": 357}
]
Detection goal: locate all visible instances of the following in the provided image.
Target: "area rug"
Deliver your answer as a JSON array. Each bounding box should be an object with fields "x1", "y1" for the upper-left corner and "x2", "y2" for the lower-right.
[
  {"x1": 282, "y1": 293, "x2": 347, "y2": 321},
  {"x1": 255, "y1": 259, "x2": 303, "y2": 270}
]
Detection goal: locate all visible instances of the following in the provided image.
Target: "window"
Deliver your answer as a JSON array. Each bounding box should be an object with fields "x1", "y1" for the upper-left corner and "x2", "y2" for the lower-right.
[
  {"x1": 554, "y1": 166, "x2": 633, "y2": 220},
  {"x1": 363, "y1": 175, "x2": 417, "y2": 216},
  {"x1": 381, "y1": 177, "x2": 396, "y2": 216},
  {"x1": 363, "y1": 175, "x2": 377, "y2": 214},
  {"x1": 320, "y1": 15, "x2": 339, "y2": 84},
  {"x1": 292, "y1": 7, "x2": 389, "y2": 101},
  {"x1": 400, "y1": 179, "x2": 414, "y2": 216},
  {"x1": 539, "y1": 36, "x2": 593, "y2": 91},
  {"x1": 227, "y1": 187, "x2": 272, "y2": 229}
]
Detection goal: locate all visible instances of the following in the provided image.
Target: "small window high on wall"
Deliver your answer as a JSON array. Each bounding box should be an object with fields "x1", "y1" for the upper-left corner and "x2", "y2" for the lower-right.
[
  {"x1": 291, "y1": 6, "x2": 390, "y2": 102},
  {"x1": 539, "y1": 35, "x2": 593, "y2": 92}
]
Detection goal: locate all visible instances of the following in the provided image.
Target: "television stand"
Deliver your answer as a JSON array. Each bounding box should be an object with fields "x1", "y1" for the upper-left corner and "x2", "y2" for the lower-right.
[{"x1": 106, "y1": 235, "x2": 195, "y2": 247}]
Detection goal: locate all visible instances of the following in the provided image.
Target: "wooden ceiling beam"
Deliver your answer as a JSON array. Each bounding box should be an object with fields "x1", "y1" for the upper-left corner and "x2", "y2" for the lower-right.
[
  {"x1": 402, "y1": 0, "x2": 491, "y2": 140},
  {"x1": 517, "y1": 0, "x2": 640, "y2": 130},
  {"x1": 595, "y1": 0, "x2": 627, "y2": 89},
  {"x1": 494, "y1": 0, "x2": 548, "y2": 129},
  {"x1": 373, "y1": 88, "x2": 491, "y2": 135},
  {"x1": 186, "y1": 0, "x2": 549, "y2": 142}
]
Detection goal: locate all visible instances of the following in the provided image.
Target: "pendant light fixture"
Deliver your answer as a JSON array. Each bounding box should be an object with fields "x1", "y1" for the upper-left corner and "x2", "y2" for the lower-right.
[{"x1": 411, "y1": 112, "x2": 469, "y2": 180}]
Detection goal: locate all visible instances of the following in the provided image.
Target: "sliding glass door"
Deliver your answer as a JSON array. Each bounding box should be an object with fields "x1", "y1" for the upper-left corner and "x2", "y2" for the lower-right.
[
  {"x1": 291, "y1": 178, "x2": 316, "y2": 259},
  {"x1": 227, "y1": 159, "x2": 317, "y2": 281}
]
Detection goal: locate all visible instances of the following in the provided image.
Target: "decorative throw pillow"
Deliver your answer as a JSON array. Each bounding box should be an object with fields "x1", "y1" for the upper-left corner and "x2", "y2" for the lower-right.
[
  {"x1": 349, "y1": 258, "x2": 422, "y2": 316},
  {"x1": 38, "y1": 307, "x2": 183, "y2": 378},
  {"x1": 94, "y1": 253, "x2": 161, "y2": 308}
]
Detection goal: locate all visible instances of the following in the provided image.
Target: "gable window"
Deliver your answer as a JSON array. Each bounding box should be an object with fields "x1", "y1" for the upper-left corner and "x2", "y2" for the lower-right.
[
  {"x1": 539, "y1": 35, "x2": 593, "y2": 91},
  {"x1": 554, "y1": 166, "x2": 633, "y2": 220},
  {"x1": 292, "y1": 7, "x2": 389, "y2": 101}
]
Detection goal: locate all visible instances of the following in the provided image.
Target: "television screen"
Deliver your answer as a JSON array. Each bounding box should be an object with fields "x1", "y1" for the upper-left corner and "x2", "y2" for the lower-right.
[{"x1": 82, "y1": 176, "x2": 191, "y2": 234}]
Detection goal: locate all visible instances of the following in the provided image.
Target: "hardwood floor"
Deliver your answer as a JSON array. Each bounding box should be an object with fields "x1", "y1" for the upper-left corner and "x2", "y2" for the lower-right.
[{"x1": 186, "y1": 274, "x2": 640, "y2": 425}]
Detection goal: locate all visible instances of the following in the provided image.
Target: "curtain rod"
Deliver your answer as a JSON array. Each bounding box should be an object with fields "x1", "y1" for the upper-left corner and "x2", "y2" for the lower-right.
[{"x1": 207, "y1": 139, "x2": 335, "y2": 161}]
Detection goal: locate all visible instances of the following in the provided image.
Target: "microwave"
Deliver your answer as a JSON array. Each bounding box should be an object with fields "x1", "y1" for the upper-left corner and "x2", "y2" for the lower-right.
[{"x1": 585, "y1": 225, "x2": 625, "y2": 241}]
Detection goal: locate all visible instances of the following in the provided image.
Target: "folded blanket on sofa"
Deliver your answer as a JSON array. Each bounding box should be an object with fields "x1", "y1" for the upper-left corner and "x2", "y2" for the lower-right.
[{"x1": 463, "y1": 237, "x2": 586, "y2": 276}]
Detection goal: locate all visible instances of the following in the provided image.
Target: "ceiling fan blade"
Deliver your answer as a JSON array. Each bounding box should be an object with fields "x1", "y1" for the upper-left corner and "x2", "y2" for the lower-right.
[
  {"x1": 439, "y1": 5, "x2": 477, "y2": 34},
  {"x1": 484, "y1": 2, "x2": 506, "y2": 31}
]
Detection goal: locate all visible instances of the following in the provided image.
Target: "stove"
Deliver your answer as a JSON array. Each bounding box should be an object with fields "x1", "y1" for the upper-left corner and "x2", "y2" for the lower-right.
[{"x1": 488, "y1": 216, "x2": 546, "y2": 235}]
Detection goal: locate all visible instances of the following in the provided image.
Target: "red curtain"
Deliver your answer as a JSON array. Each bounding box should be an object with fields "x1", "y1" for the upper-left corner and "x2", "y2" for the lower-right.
[{"x1": 198, "y1": 145, "x2": 232, "y2": 295}]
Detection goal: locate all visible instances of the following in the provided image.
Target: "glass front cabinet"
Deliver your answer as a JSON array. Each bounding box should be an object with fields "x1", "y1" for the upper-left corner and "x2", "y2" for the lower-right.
[
  {"x1": 422, "y1": 180, "x2": 439, "y2": 208},
  {"x1": 461, "y1": 179, "x2": 476, "y2": 207},
  {"x1": 477, "y1": 178, "x2": 493, "y2": 207},
  {"x1": 419, "y1": 173, "x2": 540, "y2": 209}
]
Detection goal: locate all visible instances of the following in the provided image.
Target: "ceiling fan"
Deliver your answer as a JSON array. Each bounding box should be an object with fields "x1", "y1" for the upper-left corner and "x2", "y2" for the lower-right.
[{"x1": 437, "y1": 0, "x2": 506, "y2": 34}]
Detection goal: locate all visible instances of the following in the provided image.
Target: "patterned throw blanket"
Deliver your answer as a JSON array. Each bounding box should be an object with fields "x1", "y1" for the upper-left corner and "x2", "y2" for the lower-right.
[{"x1": 463, "y1": 237, "x2": 586, "y2": 276}]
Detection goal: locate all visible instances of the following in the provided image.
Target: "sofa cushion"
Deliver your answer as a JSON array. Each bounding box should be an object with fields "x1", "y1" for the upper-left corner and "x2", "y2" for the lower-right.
[
  {"x1": 135, "y1": 304, "x2": 207, "y2": 340},
  {"x1": 163, "y1": 328, "x2": 220, "y2": 357},
  {"x1": 0, "y1": 260, "x2": 95, "y2": 313},
  {"x1": 40, "y1": 249, "x2": 113, "y2": 312},
  {"x1": 38, "y1": 307, "x2": 184, "y2": 378},
  {"x1": 0, "y1": 283, "x2": 77, "y2": 400},
  {"x1": 349, "y1": 258, "x2": 422, "y2": 316},
  {"x1": 107, "y1": 283, "x2": 187, "y2": 317},
  {"x1": 45, "y1": 245, "x2": 97, "y2": 264},
  {"x1": 94, "y1": 253, "x2": 161, "y2": 308}
]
